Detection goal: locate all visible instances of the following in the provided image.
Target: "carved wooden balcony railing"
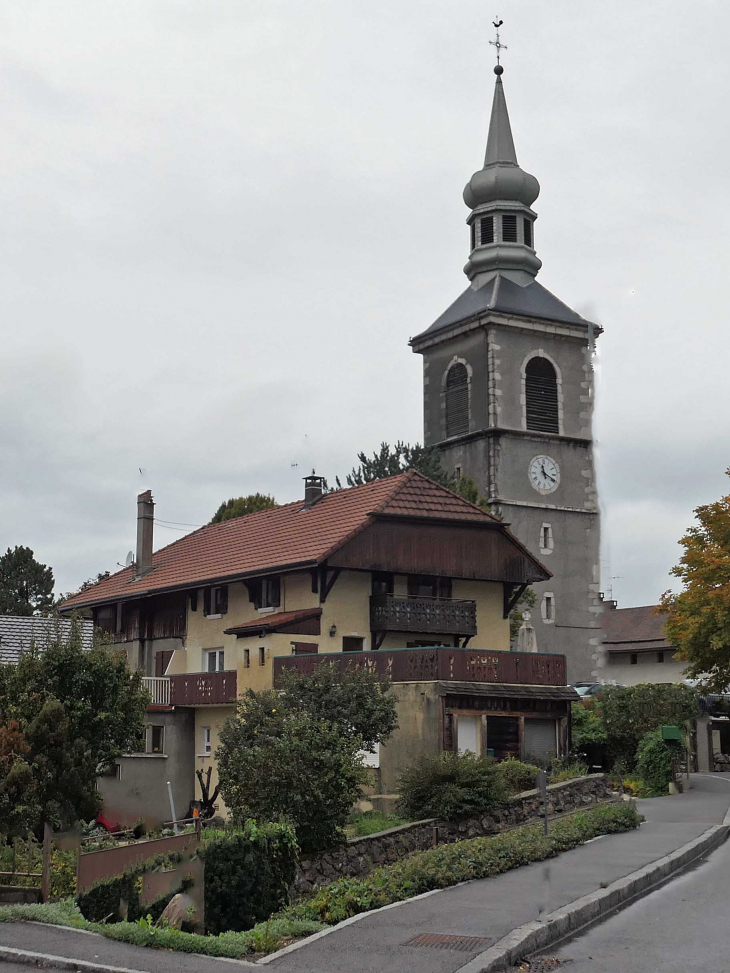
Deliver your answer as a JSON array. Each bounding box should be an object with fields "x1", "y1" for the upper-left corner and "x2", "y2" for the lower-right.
[
  {"x1": 370, "y1": 595, "x2": 477, "y2": 637},
  {"x1": 169, "y1": 671, "x2": 237, "y2": 706},
  {"x1": 274, "y1": 646, "x2": 567, "y2": 687}
]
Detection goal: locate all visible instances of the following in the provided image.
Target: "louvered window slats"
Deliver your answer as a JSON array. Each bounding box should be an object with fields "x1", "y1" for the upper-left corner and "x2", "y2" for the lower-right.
[
  {"x1": 523, "y1": 218, "x2": 533, "y2": 247},
  {"x1": 445, "y1": 363, "x2": 469, "y2": 437},
  {"x1": 525, "y1": 362, "x2": 559, "y2": 433},
  {"x1": 502, "y1": 214, "x2": 518, "y2": 242},
  {"x1": 479, "y1": 216, "x2": 494, "y2": 245}
]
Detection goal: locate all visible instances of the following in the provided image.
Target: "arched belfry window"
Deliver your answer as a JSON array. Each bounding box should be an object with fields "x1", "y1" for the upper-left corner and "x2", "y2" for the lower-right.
[
  {"x1": 525, "y1": 356, "x2": 559, "y2": 433},
  {"x1": 445, "y1": 362, "x2": 469, "y2": 437}
]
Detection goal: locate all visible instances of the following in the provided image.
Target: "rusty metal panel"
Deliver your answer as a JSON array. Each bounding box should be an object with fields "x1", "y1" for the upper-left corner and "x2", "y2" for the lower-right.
[
  {"x1": 169, "y1": 670, "x2": 238, "y2": 706},
  {"x1": 274, "y1": 647, "x2": 567, "y2": 688}
]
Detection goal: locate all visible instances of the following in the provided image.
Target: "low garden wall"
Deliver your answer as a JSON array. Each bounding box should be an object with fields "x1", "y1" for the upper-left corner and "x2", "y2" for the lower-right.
[{"x1": 294, "y1": 774, "x2": 615, "y2": 894}]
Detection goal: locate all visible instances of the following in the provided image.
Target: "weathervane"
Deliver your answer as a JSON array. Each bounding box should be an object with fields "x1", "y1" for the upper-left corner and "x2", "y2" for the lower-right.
[{"x1": 489, "y1": 17, "x2": 507, "y2": 70}]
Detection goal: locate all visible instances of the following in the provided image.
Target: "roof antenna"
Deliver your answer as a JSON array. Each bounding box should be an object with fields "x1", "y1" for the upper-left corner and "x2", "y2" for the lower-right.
[{"x1": 489, "y1": 16, "x2": 507, "y2": 74}]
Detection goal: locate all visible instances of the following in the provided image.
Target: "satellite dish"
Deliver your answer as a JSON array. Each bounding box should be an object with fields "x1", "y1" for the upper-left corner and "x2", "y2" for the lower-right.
[{"x1": 125, "y1": 551, "x2": 135, "y2": 567}]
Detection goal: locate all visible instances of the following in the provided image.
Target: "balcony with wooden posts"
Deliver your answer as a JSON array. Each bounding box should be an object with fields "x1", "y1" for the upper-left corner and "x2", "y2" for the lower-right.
[
  {"x1": 370, "y1": 595, "x2": 477, "y2": 638},
  {"x1": 142, "y1": 671, "x2": 238, "y2": 707},
  {"x1": 274, "y1": 645, "x2": 567, "y2": 688}
]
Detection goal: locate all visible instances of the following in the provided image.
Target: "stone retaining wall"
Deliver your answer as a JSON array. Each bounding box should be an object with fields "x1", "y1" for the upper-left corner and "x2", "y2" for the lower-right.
[{"x1": 294, "y1": 774, "x2": 614, "y2": 894}]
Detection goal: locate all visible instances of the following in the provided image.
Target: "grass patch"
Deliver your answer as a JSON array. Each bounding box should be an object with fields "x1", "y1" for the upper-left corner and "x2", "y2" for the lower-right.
[
  {"x1": 345, "y1": 811, "x2": 409, "y2": 838},
  {"x1": 0, "y1": 899, "x2": 322, "y2": 959},
  {"x1": 283, "y1": 801, "x2": 642, "y2": 925}
]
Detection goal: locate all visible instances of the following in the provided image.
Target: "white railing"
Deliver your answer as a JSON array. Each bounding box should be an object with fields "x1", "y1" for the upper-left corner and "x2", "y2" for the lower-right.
[{"x1": 142, "y1": 676, "x2": 171, "y2": 706}]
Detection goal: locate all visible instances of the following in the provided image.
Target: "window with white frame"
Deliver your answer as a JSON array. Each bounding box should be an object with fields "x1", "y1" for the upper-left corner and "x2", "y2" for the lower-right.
[
  {"x1": 541, "y1": 593, "x2": 555, "y2": 624},
  {"x1": 540, "y1": 523, "x2": 554, "y2": 555},
  {"x1": 200, "y1": 726, "x2": 212, "y2": 756},
  {"x1": 205, "y1": 648, "x2": 225, "y2": 672}
]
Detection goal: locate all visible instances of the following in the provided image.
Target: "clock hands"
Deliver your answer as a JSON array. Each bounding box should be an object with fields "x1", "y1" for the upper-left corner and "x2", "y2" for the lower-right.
[{"x1": 540, "y1": 462, "x2": 556, "y2": 483}]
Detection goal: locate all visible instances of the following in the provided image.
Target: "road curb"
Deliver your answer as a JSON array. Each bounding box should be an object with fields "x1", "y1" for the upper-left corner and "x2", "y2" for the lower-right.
[
  {"x1": 455, "y1": 822, "x2": 729, "y2": 973},
  {"x1": 0, "y1": 944, "x2": 155, "y2": 973}
]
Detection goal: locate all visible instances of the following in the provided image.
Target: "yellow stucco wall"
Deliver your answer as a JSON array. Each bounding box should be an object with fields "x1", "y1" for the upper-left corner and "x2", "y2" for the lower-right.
[{"x1": 194, "y1": 705, "x2": 234, "y2": 817}]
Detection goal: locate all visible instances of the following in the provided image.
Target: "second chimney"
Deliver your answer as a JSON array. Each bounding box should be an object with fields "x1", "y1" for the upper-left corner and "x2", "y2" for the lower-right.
[
  {"x1": 303, "y1": 473, "x2": 325, "y2": 509},
  {"x1": 136, "y1": 490, "x2": 155, "y2": 577}
]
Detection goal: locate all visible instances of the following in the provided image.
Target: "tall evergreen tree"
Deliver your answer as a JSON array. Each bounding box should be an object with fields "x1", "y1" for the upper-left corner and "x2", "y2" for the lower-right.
[{"x1": 0, "y1": 546, "x2": 54, "y2": 616}]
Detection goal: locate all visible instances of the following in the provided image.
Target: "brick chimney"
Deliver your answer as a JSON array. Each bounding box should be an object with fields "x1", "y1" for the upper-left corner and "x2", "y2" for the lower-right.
[
  {"x1": 302, "y1": 473, "x2": 325, "y2": 509},
  {"x1": 136, "y1": 490, "x2": 155, "y2": 577}
]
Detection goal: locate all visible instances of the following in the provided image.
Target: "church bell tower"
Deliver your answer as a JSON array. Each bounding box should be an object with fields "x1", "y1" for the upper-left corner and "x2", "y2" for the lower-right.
[{"x1": 410, "y1": 51, "x2": 602, "y2": 682}]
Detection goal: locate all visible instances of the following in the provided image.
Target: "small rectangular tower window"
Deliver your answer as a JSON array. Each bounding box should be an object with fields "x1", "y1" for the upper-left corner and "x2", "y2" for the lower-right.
[
  {"x1": 502, "y1": 214, "x2": 518, "y2": 242},
  {"x1": 630, "y1": 653, "x2": 638, "y2": 666},
  {"x1": 470, "y1": 222, "x2": 476, "y2": 250},
  {"x1": 480, "y1": 216, "x2": 494, "y2": 245},
  {"x1": 541, "y1": 593, "x2": 555, "y2": 624},
  {"x1": 523, "y1": 218, "x2": 533, "y2": 247},
  {"x1": 657, "y1": 652, "x2": 665, "y2": 664},
  {"x1": 540, "y1": 523, "x2": 554, "y2": 555}
]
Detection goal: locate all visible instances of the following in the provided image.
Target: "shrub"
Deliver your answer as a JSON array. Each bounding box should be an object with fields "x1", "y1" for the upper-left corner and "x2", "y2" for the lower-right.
[
  {"x1": 217, "y1": 690, "x2": 368, "y2": 854},
  {"x1": 201, "y1": 820, "x2": 298, "y2": 935},
  {"x1": 601, "y1": 684, "x2": 698, "y2": 770},
  {"x1": 284, "y1": 802, "x2": 643, "y2": 926},
  {"x1": 549, "y1": 758, "x2": 589, "y2": 784},
  {"x1": 494, "y1": 758, "x2": 541, "y2": 794},
  {"x1": 345, "y1": 812, "x2": 408, "y2": 838},
  {"x1": 635, "y1": 730, "x2": 683, "y2": 796},
  {"x1": 622, "y1": 777, "x2": 652, "y2": 798},
  {"x1": 397, "y1": 752, "x2": 506, "y2": 820},
  {"x1": 50, "y1": 849, "x2": 77, "y2": 900}
]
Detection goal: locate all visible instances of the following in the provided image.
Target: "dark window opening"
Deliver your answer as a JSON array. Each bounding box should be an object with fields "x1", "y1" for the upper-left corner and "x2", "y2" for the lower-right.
[
  {"x1": 480, "y1": 216, "x2": 494, "y2": 245},
  {"x1": 204, "y1": 585, "x2": 228, "y2": 616},
  {"x1": 243, "y1": 649, "x2": 250, "y2": 668},
  {"x1": 525, "y1": 356, "x2": 559, "y2": 434},
  {"x1": 523, "y1": 218, "x2": 533, "y2": 247},
  {"x1": 630, "y1": 653, "x2": 638, "y2": 666},
  {"x1": 502, "y1": 214, "x2": 518, "y2": 242},
  {"x1": 470, "y1": 222, "x2": 476, "y2": 251},
  {"x1": 343, "y1": 637, "x2": 365, "y2": 652},
  {"x1": 248, "y1": 576, "x2": 281, "y2": 609},
  {"x1": 657, "y1": 652, "x2": 665, "y2": 664},
  {"x1": 258, "y1": 646, "x2": 266, "y2": 666},
  {"x1": 407, "y1": 575, "x2": 452, "y2": 599},
  {"x1": 445, "y1": 362, "x2": 469, "y2": 437},
  {"x1": 150, "y1": 725, "x2": 164, "y2": 754},
  {"x1": 372, "y1": 572, "x2": 394, "y2": 596}
]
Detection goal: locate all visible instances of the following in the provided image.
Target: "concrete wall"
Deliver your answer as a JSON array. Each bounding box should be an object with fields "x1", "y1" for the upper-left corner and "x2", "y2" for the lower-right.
[
  {"x1": 378, "y1": 683, "x2": 443, "y2": 794},
  {"x1": 99, "y1": 708, "x2": 195, "y2": 828},
  {"x1": 601, "y1": 650, "x2": 687, "y2": 687}
]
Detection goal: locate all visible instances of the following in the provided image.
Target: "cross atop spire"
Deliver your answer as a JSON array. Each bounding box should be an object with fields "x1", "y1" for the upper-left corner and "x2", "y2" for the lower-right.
[{"x1": 489, "y1": 17, "x2": 507, "y2": 68}]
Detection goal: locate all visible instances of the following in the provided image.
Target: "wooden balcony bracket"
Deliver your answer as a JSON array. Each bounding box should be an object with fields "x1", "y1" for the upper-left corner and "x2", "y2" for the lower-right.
[{"x1": 503, "y1": 583, "x2": 528, "y2": 619}]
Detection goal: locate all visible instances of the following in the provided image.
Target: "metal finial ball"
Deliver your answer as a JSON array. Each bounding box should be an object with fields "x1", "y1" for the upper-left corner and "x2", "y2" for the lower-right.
[{"x1": 494, "y1": 64, "x2": 504, "y2": 75}]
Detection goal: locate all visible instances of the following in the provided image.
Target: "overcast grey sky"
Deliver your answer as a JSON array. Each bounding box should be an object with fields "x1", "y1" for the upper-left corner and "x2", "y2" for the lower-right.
[{"x1": 1, "y1": 0, "x2": 728, "y2": 607}]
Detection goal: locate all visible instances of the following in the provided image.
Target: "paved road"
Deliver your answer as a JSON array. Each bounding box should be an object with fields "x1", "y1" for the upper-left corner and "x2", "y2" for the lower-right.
[
  {"x1": 1, "y1": 775, "x2": 728, "y2": 973},
  {"x1": 548, "y1": 809, "x2": 730, "y2": 972}
]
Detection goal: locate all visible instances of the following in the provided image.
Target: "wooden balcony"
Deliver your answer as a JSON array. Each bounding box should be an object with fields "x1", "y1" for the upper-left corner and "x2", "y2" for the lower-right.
[
  {"x1": 370, "y1": 595, "x2": 477, "y2": 637},
  {"x1": 168, "y1": 671, "x2": 238, "y2": 706},
  {"x1": 274, "y1": 646, "x2": 567, "y2": 687}
]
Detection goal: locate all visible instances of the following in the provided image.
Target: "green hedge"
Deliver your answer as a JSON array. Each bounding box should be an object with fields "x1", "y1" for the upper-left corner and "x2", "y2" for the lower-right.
[
  {"x1": 75, "y1": 851, "x2": 185, "y2": 924},
  {"x1": 285, "y1": 801, "x2": 642, "y2": 925},
  {"x1": 397, "y1": 751, "x2": 507, "y2": 820},
  {"x1": 200, "y1": 820, "x2": 298, "y2": 935},
  {"x1": 636, "y1": 730, "x2": 683, "y2": 796},
  {"x1": 495, "y1": 758, "x2": 541, "y2": 794}
]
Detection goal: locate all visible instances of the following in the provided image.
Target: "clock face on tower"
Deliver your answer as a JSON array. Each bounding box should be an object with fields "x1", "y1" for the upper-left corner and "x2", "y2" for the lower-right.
[{"x1": 528, "y1": 455, "x2": 560, "y2": 495}]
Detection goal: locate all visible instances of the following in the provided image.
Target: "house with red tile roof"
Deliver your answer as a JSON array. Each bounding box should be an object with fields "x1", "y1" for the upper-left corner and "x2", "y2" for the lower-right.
[
  {"x1": 600, "y1": 598, "x2": 688, "y2": 686},
  {"x1": 62, "y1": 472, "x2": 577, "y2": 825}
]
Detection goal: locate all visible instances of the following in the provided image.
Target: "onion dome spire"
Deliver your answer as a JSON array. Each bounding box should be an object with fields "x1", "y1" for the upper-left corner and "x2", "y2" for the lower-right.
[{"x1": 463, "y1": 52, "x2": 542, "y2": 288}]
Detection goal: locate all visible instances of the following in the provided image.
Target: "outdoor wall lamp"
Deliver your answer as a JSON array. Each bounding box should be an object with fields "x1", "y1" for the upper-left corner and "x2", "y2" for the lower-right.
[{"x1": 329, "y1": 624, "x2": 337, "y2": 637}]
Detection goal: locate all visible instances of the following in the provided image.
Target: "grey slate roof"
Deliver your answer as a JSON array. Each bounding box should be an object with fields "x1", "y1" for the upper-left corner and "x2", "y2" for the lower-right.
[
  {"x1": 412, "y1": 274, "x2": 593, "y2": 342},
  {"x1": 436, "y1": 681, "x2": 579, "y2": 701},
  {"x1": 0, "y1": 615, "x2": 94, "y2": 665},
  {"x1": 602, "y1": 604, "x2": 673, "y2": 655}
]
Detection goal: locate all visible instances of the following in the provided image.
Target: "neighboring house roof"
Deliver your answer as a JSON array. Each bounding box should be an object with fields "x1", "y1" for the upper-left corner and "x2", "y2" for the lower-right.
[
  {"x1": 224, "y1": 608, "x2": 322, "y2": 638},
  {"x1": 411, "y1": 274, "x2": 594, "y2": 345},
  {"x1": 60, "y1": 471, "x2": 550, "y2": 611},
  {"x1": 601, "y1": 604, "x2": 674, "y2": 655},
  {"x1": 0, "y1": 615, "x2": 94, "y2": 665}
]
